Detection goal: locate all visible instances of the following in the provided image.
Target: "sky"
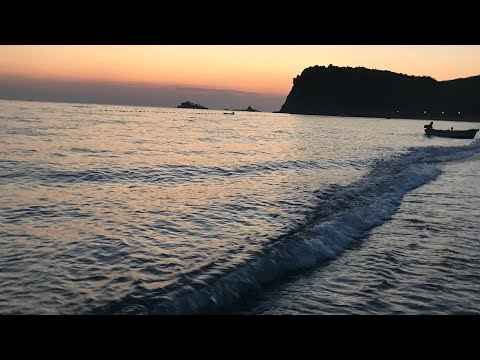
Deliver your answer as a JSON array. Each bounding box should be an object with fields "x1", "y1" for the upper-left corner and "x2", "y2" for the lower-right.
[{"x1": 1, "y1": 45, "x2": 480, "y2": 112}]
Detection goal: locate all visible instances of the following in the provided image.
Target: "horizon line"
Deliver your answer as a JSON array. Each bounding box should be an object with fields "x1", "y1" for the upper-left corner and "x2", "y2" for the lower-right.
[{"x1": 0, "y1": 97, "x2": 283, "y2": 112}]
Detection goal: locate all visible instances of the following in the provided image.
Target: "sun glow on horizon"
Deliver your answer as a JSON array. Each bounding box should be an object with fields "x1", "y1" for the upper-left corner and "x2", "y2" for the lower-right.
[{"x1": 1, "y1": 45, "x2": 480, "y2": 97}]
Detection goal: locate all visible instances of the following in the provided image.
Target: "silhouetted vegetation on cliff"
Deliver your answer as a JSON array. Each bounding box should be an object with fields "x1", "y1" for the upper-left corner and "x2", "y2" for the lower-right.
[{"x1": 279, "y1": 65, "x2": 480, "y2": 121}]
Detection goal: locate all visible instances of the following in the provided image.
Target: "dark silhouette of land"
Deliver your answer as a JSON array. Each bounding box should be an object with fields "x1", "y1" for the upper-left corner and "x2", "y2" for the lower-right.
[
  {"x1": 177, "y1": 101, "x2": 208, "y2": 109},
  {"x1": 225, "y1": 105, "x2": 260, "y2": 112},
  {"x1": 237, "y1": 105, "x2": 260, "y2": 112},
  {"x1": 279, "y1": 65, "x2": 480, "y2": 121}
]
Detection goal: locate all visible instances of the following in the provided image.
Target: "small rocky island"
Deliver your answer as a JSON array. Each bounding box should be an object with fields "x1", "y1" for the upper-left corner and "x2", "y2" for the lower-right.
[
  {"x1": 239, "y1": 105, "x2": 259, "y2": 112},
  {"x1": 225, "y1": 105, "x2": 260, "y2": 112},
  {"x1": 177, "y1": 101, "x2": 208, "y2": 109}
]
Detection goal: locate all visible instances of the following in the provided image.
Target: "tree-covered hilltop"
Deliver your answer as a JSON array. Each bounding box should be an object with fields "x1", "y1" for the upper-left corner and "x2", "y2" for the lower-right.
[{"x1": 279, "y1": 65, "x2": 480, "y2": 121}]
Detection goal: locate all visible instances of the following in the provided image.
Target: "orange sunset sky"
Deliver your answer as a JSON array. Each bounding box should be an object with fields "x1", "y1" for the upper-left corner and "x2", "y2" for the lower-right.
[{"x1": 1, "y1": 45, "x2": 480, "y2": 110}]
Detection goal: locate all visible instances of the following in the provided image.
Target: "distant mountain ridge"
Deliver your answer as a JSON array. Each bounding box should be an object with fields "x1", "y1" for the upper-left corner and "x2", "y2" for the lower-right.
[{"x1": 279, "y1": 65, "x2": 480, "y2": 121}]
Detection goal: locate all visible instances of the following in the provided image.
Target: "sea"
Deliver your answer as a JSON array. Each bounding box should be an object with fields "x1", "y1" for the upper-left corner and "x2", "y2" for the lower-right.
[{"x1": 0, "y1": 99, "x2": 479, "y2": 315}]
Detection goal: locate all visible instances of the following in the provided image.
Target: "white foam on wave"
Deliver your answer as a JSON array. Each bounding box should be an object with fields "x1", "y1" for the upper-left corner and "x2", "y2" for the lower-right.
[
  {"x1": 305, "y1": 163, "x2": 441, "y2": 262},
  {"x1": 121, "y1": 140, "x2": 480, "y2": 314},
  {"x1": 153, "y1": 165, "x2": 444, "y2": 314}
]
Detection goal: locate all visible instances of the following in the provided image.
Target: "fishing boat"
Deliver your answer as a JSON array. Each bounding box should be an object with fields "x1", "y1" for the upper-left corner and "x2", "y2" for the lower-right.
[{"x1": 424, "y1": 128, "x2": 478, "y2": 139}]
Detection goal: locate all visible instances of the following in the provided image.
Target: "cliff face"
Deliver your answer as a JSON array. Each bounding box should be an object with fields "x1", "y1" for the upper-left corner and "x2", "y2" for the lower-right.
[{"x1": 279, "y1": 65, "x2": 480, "y2": 120}]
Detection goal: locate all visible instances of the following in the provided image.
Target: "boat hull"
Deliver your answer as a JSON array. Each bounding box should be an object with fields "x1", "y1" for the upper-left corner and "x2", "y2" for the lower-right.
[{"x1": 424, "y1": 128, "x2": 479, "y2": 139}]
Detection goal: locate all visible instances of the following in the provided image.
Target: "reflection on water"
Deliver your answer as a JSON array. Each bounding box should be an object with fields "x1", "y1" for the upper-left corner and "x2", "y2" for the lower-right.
[{"x1": 0, "y1": 99, "x2": 479, "y2": 314}]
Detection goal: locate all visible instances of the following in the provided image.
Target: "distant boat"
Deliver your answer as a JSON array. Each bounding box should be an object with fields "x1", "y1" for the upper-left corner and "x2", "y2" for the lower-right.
[
  {"x1": 223, "y1": 111, "x2": 235, "y2": 115},
  {"x1": 424, "y1": 128, "x2": 478, "y2": 139}
]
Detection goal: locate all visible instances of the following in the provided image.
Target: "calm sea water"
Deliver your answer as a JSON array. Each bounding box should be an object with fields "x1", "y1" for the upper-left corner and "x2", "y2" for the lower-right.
[{"x1": 0, "y1": 99, "x2": 479, "y2": 314}]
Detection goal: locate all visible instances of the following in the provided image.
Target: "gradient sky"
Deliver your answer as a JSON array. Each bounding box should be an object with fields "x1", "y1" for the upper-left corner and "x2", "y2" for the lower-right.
[{"x1": 1, "y1": 45, "x2": 480, "y2": 111}]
